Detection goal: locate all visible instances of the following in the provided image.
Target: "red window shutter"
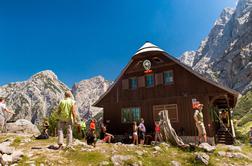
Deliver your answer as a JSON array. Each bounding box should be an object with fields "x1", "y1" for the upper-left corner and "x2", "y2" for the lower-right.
[
  {"x1": 122, "y1": 79, "x2": 129, "y2": 90},
  {"x1": 155, "y1": 73, "x2": 163, "y2": 85},
  {"x1": 138, "y1": 76, "x2": 145, "y2": 88}
]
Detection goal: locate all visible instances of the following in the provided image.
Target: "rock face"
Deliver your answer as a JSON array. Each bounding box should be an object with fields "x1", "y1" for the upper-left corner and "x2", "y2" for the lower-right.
[
  {"x1": 72, "y1": 76, "x2": 111, "y2": 118},
  {"x1": 180, "y1": 0, "x2": 252, "y2": 94},
  {"x1": 179, "y1": 51, "x2": 196, "y2": 67},
  {"x1": 0, "y1": 70, "x2": 69, "y2": 124}
]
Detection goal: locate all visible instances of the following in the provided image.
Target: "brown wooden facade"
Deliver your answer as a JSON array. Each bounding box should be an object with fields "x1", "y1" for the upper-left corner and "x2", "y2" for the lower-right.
[{"x1": 94, "y1": 42, "x2": 239, "y2": 139}]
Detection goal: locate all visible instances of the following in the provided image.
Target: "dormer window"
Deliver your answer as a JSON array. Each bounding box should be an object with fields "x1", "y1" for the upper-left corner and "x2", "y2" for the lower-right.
[{"x1": 153, "y1": 57, "x2": 163, "y2": 63}]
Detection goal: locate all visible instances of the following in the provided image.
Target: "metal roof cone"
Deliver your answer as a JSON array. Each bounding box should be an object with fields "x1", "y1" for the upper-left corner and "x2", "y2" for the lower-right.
[{"x1": 135, "y1": 41, "x2": 164, "y2": 55}]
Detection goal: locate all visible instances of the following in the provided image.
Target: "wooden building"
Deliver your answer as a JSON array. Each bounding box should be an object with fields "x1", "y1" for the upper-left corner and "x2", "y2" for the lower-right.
[{"x1": 94, "y1": 42, "x2": 239, "y2": 144}]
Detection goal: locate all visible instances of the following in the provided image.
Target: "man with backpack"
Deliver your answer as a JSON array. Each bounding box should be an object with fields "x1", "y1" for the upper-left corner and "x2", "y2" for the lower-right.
[{"x1": 57, "y1": 91, "x2": 77, "y2": 149}]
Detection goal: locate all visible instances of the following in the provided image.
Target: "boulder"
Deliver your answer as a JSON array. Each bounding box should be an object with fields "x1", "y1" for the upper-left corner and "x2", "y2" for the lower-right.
[
  {"x1": 217, "y1": 151, "x2": 226, "y2": 157},
  {"x1": 0, "y1": 142, "x2": 15, "y2": 155},
  {"x1": 73, "y1": 139, "x2": 88, "y2": 147},
  {"x1": 160, "y1": 142, "x2": 171, "y2": 147},
  {"x1": 1, "y1": 154, "x2": 12, "y2": 165},
  {"x1": 111, "y1": 155, "x2": 133, "y2": 166},
  {"x1": 171, "y1": 160, "x2": 181, "y2": 166},
  {"x1": 232, "y1": 152, "x2": 248, "y2": 159},
  {"x1": 217, "y1": 151, "x2": 249, "y2": 159},
  {"x1": 195, "y1": 152, "x2": 209, "y2": 165},
  {"x1": 227, "y1": 145, "x2": 242, "y2": 152},
  {"x1": 99, "y1": 161, "x2": 110, "y2": 166},
  {"x1": 11, "y1": 151, "x2": 24, "y2": 163},
  {"x1": 153, "y1": 146, "x2": 162, "y2": 151},
  {"x1": 5, "y1": 119, "x2": 40, "y2": 135},
  {"x1": 0, "y1": 150, "x2": 24, "y2": 165},
  {"x1": 135, "y1": 150, "x2": 144, "y2": 156},
  {"x1": 199, "y1": 143, "x2": 216, "y2": 152}
]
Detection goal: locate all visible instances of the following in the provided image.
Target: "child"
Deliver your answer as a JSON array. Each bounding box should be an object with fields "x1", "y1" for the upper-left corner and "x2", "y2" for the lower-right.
[
  {"x1": 132, "y1": 121, "x2": 138, "y2": 145},
  {"x1": 154, "y1": 121, "x2": 162, "y2": 143}
]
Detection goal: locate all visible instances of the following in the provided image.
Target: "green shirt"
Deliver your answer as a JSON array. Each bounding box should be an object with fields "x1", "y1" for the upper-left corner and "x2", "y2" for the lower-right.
[
  {"x1": 58, "y1": 98, "x2": 75, "y2": 122},
  {"x1": 80, "y1": 121, "x2": 86, "y2": 130}
]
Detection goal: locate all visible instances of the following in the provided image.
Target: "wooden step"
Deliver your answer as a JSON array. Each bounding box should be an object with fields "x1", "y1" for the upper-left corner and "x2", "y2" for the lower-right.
[{"x1": 216, "y1": 129, "x2": 234, "y2": 145}]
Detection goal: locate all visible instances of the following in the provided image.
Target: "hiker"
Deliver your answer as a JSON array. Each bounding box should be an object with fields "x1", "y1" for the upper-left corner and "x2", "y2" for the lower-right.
[
  {"x1": 138, "y1": 118, "x2": 146, "y2": 144},
  {"x1": 87, "y1": 119, "x2": 97, "y2": 147},
  {"x1": 87, "y1": 129, "x2": 97, "y2": 147},
  {"x1": 221, "y1": 110, "x2": 229, "y2": 128},
  {"x1": 36, "y1": 119, "x2": 49, "y2": 139},
  {"x1": 90, "y1": 119, "x2": 96, "y2": 131},
  {"x1": 80, "y1": 119, "x2": 86, "y2": 139},
  {"x1": 0, "y1": 97, "x2": 15, "y2": 133},
  {"x1": 100, "y1": 123, "x2": 114, "y2": 143},
  {"x1": 250, "y1": 127, "x2": 252, "y2": 146},
  {"x1": 57, "y1": 91, "x2": 77, "y2": 149},
  {"x1": 132, "y1": 121, "x2": 138, "y2": 145},
  {"x1": 193, "y1": 103, "x2": 207, "y2": 143},
  {"x1": 154, "y1": 121, "x2": 162, "y2": 143}
]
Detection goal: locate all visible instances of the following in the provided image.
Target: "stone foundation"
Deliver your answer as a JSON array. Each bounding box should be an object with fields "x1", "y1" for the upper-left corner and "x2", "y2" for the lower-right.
[{"x1": 180, "y1": 136, "x2": 215, "y2": 145}]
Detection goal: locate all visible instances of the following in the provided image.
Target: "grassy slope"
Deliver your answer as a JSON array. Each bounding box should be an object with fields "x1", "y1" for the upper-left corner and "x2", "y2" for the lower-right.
[
  {"x1": 0, "y1": 134, "x2": 249, "y2": 166},
  {"x1": 233, "y1": 91, "x2": 252, "y2": 142}
]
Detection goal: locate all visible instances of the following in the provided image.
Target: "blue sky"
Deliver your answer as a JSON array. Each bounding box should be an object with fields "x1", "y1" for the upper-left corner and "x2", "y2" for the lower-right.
[{"x1": 0, "y1": 0, "x2": 237, "y2": 87}]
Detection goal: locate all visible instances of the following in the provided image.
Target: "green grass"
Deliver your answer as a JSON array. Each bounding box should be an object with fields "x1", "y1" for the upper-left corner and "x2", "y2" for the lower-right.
[
  {"x1": 235, "y1": 121, "x2": 252, "y2": 143},
  {"x1": 140, "y1": 146, "x2": 194, "y2": 166},
  {"x1": 17, "y1": 155, "x2": 30, "y2": 166},
  {"x1": 64, "y1": 148, "x2": 110, "y2": 166},
  {"x1": 11, "y1": 136, "x2": 22, "y2": 147}
]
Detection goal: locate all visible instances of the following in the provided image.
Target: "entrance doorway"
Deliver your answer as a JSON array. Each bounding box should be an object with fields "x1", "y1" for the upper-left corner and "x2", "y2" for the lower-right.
[{"x1": 210, "y1": 95, "x2": 234, "y2": 144}]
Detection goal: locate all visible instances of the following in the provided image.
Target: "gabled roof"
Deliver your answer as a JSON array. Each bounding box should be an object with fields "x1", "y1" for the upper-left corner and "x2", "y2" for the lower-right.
[{"x1": 93, "y1": 42, "x2": 240, "y2": 107}]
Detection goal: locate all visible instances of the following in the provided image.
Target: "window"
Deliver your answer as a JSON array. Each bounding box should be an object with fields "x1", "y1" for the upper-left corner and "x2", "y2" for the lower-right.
[
  {"x1": 164, "y1": 71, "x2": 174, "y2": 85},
  {"x1": 145, "y1": 74, "x2": 154, "y2": 87},
  {"x1": 121, "y1": 107, "x2": 141, "y2": 123},
  {"x1": 129, "y1": 77, "x2": 138, "y2": 90},
  {"x1": 153, "y1": 104, "x2": 178, "y2": 122}
]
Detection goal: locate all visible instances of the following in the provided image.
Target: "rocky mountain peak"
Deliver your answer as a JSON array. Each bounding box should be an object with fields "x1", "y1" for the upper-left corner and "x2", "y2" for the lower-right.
[
  {"x1": 235, "y1": 0, "x2": 252, "y2": 17},
  {"x1": 180, "y1": 0, "x2": 252, "y2": 94},
  {"x1": 31, "y1": 70, "x2": 59, "y2": 82},
  {"x1": 179, "y1": 51, "x2": 196, "y2": 67},
  {"x1": 72, "y1": 75, "x2": 111, "y2": 118},
  {"x1": 215, "y1": 7, "x2": 235, "y2": 26},
  {"x1": 0, "y1": 70, "x2": 69, "y2": 124}
]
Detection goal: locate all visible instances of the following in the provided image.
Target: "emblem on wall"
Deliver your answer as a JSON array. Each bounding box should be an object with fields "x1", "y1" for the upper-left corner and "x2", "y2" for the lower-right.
[{"x1": 143, "y1": 59, "x2": 153, "y2": 74}]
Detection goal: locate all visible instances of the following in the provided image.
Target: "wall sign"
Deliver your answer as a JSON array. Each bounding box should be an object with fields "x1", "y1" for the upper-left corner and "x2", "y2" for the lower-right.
[{"x1": 143, "y1": 59, "x2": 153, "y2": 74}]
